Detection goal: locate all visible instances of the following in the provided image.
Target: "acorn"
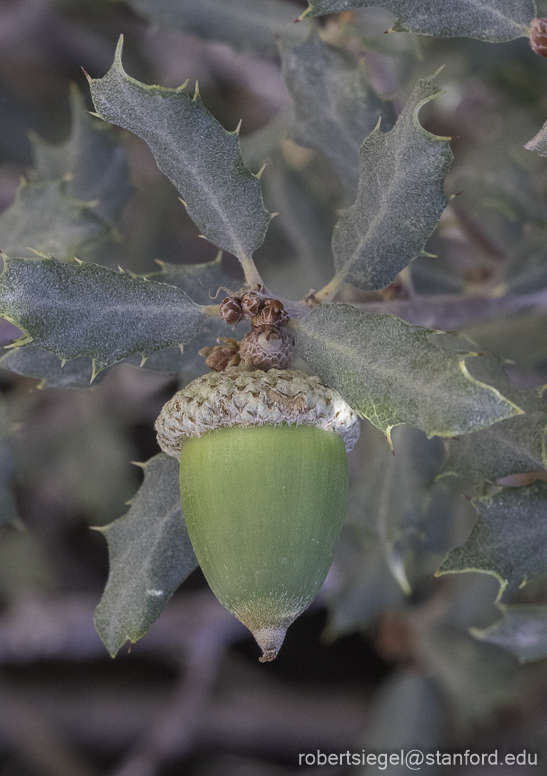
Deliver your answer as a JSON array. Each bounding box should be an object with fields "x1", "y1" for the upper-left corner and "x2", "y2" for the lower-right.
[{"x1": 155, "y1": 367, "x2": 360, "y2": 661}]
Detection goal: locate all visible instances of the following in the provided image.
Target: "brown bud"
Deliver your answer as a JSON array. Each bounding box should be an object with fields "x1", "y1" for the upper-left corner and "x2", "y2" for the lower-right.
[
  {"x1": 240, "y1": 292, "x2": 262, "y2": 319},
  {"x1": 199, "y1": 338, "x2": 240, "y2": 372},
  {"x1": 252, "y1": 298, "x2": 289, "y2": 329},
  {"x1": 220, "y1": 297, "x2": 243, "y2": 325},
  {"x1": 239, "y1": 326, "x2": 294, "y2": 371},
  {"x1": 530, "y1": 18, "x2": 547, "y2": 57}
]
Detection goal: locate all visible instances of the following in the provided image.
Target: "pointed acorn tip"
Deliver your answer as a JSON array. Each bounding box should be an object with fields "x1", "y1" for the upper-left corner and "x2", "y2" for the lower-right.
[{"x1": 253, "y1": 624, "x2": 287, "y2": 663}]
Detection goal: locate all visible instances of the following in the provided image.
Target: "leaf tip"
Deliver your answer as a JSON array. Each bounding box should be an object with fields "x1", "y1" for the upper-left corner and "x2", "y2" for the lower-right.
[
  {"x1": 256, "y1": 162, "x2": 267, "y2": 180},
  {"x1": 115, "y1": 34, "x2": 125, "y2": 66}
]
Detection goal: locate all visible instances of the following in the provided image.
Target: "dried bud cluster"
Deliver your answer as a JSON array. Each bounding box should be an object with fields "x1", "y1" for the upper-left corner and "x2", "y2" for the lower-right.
[
  {"x1": 199, "y1": 338, "x2": 240, "y2": 372},
  {"x1": 219, "y1": 298, "x2": 243, "y2": 325},
  {"x1": 530, "y1": 17, "x2": 547, "y2": 57},
  {"x1": 239, "y1": 326, "x2": 294, "y2": 371},
  {"x1": 218, "y1": 292, "x2": 294, "y2": 371},
  {"x1": 240, "y1": 292, "x2": 261, "y2": 319}
]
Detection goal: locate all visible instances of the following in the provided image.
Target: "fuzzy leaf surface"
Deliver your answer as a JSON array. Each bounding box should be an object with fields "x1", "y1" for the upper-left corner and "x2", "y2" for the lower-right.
[
  {"x1": 94, "y1": 454, "x2": 198, "y2": 656},
  {"x1": 303, "y1": 1, "x2": 536, "y2": 42},
  {"x1": 332, "y1": 73, "x2": 452, "y2": 291},
  {"x1": 292, "y1": 303, "x2": 521, "y2": 439},
  {"x1": 442, "y1": 354, "x2": 547, "y2": 495},
  {"x1": 0, "y1": 257, "x2": 206, "y2": 372},
  {"x1": 0, "y1": 254, "x2": 237, "y2": 387},
  {"x1": 472, "y1": 604, "x2": 547, "y2": 663},
  {"x1": 145, "y1": 254, "x2": 238, "y2": 305},
  {"x1": 126, "y1": 0, "x2": 307, "y2": 53},
  {"x1": 438, "y1": 482, "x2": 547, "y2": 597},
  {"x1": 0, "y1": 347, "x2": 110, "y2": 388},
  {"x1": 30, "y1": 86, "x2": 132, "y2": 225},
  {"x1": 281, "y1": 33, "x2": 396, "y2": 203},
  {"x1": 0, "y1": 182, "x2": 107, "y2": 261},
  {"x1": 89, "y1": 39, "x2": 271, "y2": 261}
]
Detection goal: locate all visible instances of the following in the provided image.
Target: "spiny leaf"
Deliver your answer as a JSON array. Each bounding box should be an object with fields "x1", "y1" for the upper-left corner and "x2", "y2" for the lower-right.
[
  {"x1": 441, "y1": 354, "x2": 547, "y2": 496},
  {"x1": 302, "y1": 1, "x2": 536, "y2": 42},
  {"x1": 145, "y1": 253, "x2": 239, "y2": 305},
  {"x1": 94, "y1": 453, "x2": 198, "y2": 657},
  {"x1": 0, "y1": 346, "x2": 111, "y2": 388},
  {"x1": 291, "y1": 303, "x2": 521, "y2": 440},
  {"x1": 30, "y1": 85, "x2": 132, "y2": 225},
  {"x1": 472, "y1": 604, "x2": 547, "y2": 663},
  {"x1": 0, "y1": 257, "x2": 207, "y2": 373},
  {"x1": 0, "y1": 181, "x2": 107, "y2": 261},
  {"x1": 331, "y1": 72, "x2": 452, "y2": 291},
  {"x1": 125, "y1": 0, "x2": 308, "y2": 54},
  {"x1": 89, "y1": 37, "x2": 271, "y2": 263},
  {"x1": 348, "y1": 423, "x2": 451, "y2": 593},
  {"x1": 0, "y1": 254, "x2": 238, "y2": 386},
  {"x1": 437, "y1": 482, "x2": 547, "y2": 598},
  {"x1": 280, "y1": 32, "x2": 396, "y2": 203}
]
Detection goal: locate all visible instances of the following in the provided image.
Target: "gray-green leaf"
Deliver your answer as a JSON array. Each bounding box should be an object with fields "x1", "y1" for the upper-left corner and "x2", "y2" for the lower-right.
[
  {"x1": 0, "y1": 346, "x2": 110, "y2": 388},
  {"x1": 0, "y1": 257, "x2": 207, "y2": 374},
  {"x1": 89, "y1": 37, "x2": 271, "y2": 262},
  {"x1": 30, "y1": 85, "x2": 132, "y2": 225},
  {"x1": 472, "y1": 604, "x2": 547, "y2": 663},
  {"x1": 302, "y1": 1, "x2": 536, "y2": 42},
  {"x1": 292, "y1": 303, "x2": 521, "y2": 439},
  {"x1": 126, "y1": 0, "x2": 307, "y2": 54},
  {"x1": 348, "y1": 423, "x2": 450, "y2": 593},
  {"x1": 281, "y1": 32, "x2": 396, "y2": 203},
  {"x1": 442, "y1": 355, "x2": 547, "y2": 496},
  {"x1": 94, "y1": 453, "x2": 198, "y2": 657},
  {"x1": 145, "y1": 253, "x2": 239, "y2": 305},
  {"x1": 437, "y1": 482, "x2": 547, "y2": 598},
  {"x1": 332, "y1": 73, "x2": 452, "y2": 291},
  {"x1": 0, "y1": 181, "x2": 107, "y2": 261}
]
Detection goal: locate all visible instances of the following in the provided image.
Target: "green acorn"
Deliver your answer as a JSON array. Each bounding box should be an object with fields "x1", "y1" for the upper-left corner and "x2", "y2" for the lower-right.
[{"x1": 155, "y1": 367, "x2": 360, "y2": 661}]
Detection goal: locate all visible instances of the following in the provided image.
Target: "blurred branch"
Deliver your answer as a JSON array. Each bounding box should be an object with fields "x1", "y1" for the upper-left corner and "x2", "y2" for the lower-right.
[
  {"x1": 354, "y1": 291, "x2": 547, "y2": 330},
  {"x1": 0, "y1": 675, "x2": 100, "y2": 776},
  {"x1": 110, "y1": 594, "x2": 239, "y2": 776}
]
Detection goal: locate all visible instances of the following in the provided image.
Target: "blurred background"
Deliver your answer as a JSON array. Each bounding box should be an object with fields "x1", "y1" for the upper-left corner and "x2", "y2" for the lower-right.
[{"x1": 1, "y1": 0, "x2": 547, "y2": 774}]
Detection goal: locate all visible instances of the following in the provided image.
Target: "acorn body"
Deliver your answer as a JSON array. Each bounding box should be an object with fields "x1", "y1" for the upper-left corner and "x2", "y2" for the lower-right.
[
  {"x1": 180, "y1": 424, "x2": 348, "y2": 660},
  {"x1": 155, "y1": 367, "x2": 360, "y2": 661}
]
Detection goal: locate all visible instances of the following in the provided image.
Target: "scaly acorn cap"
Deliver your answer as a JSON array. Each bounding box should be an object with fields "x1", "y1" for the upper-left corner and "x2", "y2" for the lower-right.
[
  {"x1": 155, "y1": 367, "x2": 360, "y2": 661},
  {"x1": 156, "y1": 367, "x2": 360, "y2": 456}
]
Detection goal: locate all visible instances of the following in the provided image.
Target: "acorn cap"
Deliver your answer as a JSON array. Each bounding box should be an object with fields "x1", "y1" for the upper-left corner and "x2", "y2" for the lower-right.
[{"x1": 155, "y1": 366, "x2": 361, "y2": 457}]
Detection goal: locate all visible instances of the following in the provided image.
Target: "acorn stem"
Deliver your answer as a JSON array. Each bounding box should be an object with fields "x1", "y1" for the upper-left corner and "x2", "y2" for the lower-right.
[{"x1": 254, "y1": 626, "x2": 288, "y2": 662}]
